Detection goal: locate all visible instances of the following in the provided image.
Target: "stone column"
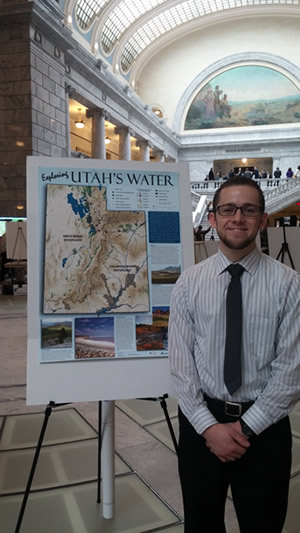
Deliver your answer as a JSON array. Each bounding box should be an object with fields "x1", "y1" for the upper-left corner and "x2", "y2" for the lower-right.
[
  {"x1": 115, "y1": 126, "x2": 131, "y2": 161},
  {"x1": 136, "y1": 140, "x2": 150, "y2": 161},
  {"x1": 86, "y1": 108, "x2": 106, "y2": 159},
  {"x1": 65, "y1": 84, "x2": 75, "y2": 157},
  {"x1": 154, "y1": 150, "x2": 165, "y2": 163}
]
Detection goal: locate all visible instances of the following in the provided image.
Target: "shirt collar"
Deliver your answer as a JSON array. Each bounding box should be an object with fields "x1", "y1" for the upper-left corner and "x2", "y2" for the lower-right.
[{"x1": 215, "y1": 247, "x2": 261, "y2": 276}]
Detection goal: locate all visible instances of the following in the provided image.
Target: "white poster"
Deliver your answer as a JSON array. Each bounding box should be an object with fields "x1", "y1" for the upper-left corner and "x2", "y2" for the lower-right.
[{"x1": 27, "y1": 158, "x2": 194, "y2": 404}]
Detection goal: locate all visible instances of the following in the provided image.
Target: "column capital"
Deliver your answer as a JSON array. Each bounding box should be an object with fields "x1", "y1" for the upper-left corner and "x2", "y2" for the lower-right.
[
  {"x1": 114, "y1": 126, "x2": 135, "y2": 137},
  {"x1": 65, "y1": 83, "x2": 76, "y2": 99},
  {"x1": 154, "y1": 149, "x2": 166, "y2": 162},
  {"x1": 86, "y1": 107, "x2": 106, "y2": 120},
  {"x1": 136, "y1": 139, "x2": 152, "y2": 149}
]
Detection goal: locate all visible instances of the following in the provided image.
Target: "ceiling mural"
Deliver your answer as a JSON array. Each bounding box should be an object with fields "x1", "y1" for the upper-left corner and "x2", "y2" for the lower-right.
[{"x1": 184, "y1": 66, "x2": 300, "y2": 130}]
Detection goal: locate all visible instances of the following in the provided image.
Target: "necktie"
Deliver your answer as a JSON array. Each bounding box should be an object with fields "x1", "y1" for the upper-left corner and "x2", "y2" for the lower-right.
[{"x1": 224, "y1": 264, "x2": 244, "y2": 395}]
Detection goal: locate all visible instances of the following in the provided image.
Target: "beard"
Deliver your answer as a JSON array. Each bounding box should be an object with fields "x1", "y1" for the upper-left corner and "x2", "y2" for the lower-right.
[{"x1": 218, "y1": 232, "x2": 256, "y2": 250}]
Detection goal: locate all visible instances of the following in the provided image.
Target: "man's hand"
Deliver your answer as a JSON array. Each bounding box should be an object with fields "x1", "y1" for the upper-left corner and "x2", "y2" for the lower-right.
[{"x1": 202, "y1": 421, "x2": 250, "y2": 463}]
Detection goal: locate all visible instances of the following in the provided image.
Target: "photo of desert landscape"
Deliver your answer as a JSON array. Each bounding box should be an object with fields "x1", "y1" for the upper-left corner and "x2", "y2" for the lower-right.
[{"x1": 135, "y1": 307, "x2": 169, "y2": 352}]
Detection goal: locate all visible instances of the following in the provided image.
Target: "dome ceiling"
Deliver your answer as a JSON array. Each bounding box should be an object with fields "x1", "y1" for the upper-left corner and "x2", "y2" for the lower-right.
[{"x1": 65, "y1": 1, "x2": 300, "y2": 80}]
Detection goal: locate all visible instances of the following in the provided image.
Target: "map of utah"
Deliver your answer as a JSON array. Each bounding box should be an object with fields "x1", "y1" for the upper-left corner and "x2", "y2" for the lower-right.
[{"x1": 43, "y1": 184, "x2": 149, "y2": 314}]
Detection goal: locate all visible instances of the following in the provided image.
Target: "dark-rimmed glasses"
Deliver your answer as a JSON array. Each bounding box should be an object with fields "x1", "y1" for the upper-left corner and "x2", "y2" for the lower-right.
[{"x1": 215, "y1": 204, "x2": 262, "y2": 217}]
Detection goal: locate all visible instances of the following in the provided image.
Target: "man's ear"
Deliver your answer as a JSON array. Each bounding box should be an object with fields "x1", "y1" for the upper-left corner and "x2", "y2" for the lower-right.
[
  {"x1": 260, "y1": 212, "x2": 268, "y2": 230},
  {"x1": 208, "y1": 211, "x2": 216, "y2": 229}
]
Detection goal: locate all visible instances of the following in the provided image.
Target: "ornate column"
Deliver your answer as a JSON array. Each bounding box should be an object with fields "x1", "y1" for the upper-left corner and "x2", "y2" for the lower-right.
[
  {"x1": 86, "y1": 108, "x2": 106, "y2": 159},
  {"x1": 115, "y1": 126, "x2": 131, "y2": 161},
  {"x1": 154, "y1": 150, "x2": 165, "y2": 163},
  {"x1": 136, "y1": 140, "x2": 150, "y2": 161}
]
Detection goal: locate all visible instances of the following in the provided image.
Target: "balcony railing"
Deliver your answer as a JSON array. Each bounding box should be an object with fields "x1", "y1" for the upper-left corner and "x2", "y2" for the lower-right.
[
  {"x1": 191, "y1": 178, "x2": 298, "y2": 192},
  {"x1": 191, "y1": 177, "x2": 300, "y2": 217}
]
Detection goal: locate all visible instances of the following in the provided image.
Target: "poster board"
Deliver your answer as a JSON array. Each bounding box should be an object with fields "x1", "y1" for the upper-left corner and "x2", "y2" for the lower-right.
[
  {"x1": 267, "y1": 227, "x2": 300, "y2": 272},
  {"x1": 27, "y1": 157, "x2": 194, "y2": 404}
]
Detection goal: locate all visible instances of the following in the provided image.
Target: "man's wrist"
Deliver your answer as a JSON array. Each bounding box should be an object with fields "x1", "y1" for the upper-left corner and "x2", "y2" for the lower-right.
[{"x1": 240, "y1": 419, "x2": 256, "y2": 439}]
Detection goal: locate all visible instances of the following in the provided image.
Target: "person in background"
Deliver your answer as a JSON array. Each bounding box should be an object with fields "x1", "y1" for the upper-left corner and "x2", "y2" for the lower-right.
[
  {"x1": 274, "y1": 167, "x2": 282, "y2": 180},
  {"x1": 295, "y1": 165, "x2": 300, "y2": 179},
  {"x1": 286, "y1": 167, "x2": 293, "y2": 178},
  {"x1": 169, "y1": 176, "x2": 300, "y2": 533},
  {"x1": 260, "y1": 169, "x2": 268, "y2": 179},
  {"x1": 209, "y1": 168, "x2": 215, "y2": 180},
  {"x1": 252, "y1": 167, "x2": 259, "y2": 179},
  {"x1": 194, "y1": 225, "x2": 211, "y2": 242},
  {"x1": 243, "y1": 168, "x2": 252, "y2": 179}
]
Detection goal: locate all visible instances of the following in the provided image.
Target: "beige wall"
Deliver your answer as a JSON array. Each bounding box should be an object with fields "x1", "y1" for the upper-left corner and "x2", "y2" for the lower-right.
[{"x1": 137, "y1": 16, "x2": 300, "y2": 128}]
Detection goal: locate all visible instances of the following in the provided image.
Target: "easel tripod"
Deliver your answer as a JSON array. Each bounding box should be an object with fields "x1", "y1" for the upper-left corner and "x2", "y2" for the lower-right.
[
  {"x1": 14, "y1": 395, "x2": 177, "y2": 532},
  {"x1": 276, "y1": 226, "x2": 295, "y2": 270}
]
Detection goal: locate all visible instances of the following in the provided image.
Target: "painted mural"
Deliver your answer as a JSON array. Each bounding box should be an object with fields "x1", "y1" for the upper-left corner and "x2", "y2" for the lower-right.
[{"x1": 184, "y1": 66, "x2": 300, "y2": 130}]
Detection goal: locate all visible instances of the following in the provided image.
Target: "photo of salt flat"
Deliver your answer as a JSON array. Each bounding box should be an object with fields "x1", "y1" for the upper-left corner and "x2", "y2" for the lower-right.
[{"x1": 75, "y1": 317, "x2": 115, "y2": 359}]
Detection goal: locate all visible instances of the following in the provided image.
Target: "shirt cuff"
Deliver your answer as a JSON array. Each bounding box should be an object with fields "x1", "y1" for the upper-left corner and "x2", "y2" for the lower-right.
[
  {"x1": 241, "y1": 403, "x2": 274, "y2": 435},
  {"x1": 190, "y1": 404, "x2": 218, "y2": 435}
]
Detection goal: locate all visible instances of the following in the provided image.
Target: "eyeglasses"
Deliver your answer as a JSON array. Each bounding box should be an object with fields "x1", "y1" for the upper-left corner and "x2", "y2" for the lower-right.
[{"x1": 215, "y1": 204, "x2": 263, "y2": 217}]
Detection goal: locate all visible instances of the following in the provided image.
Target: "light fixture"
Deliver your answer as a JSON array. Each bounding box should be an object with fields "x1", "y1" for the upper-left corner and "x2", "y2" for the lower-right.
[
  {"x1": 152, "y1": 107, "x2": 163, "y2": 118},
  {"x1": 16, "y1": 205, "x2": 24, "y2": 210},
  {"x1": 105, "y1": 136, "x2": 111, "y2": 145},
  {"x1": 242, "y1": 157, "x2": 247, "y2": 163},
  {"x1": 75, "y1": 108, "x2": 85, "y2": 129}
]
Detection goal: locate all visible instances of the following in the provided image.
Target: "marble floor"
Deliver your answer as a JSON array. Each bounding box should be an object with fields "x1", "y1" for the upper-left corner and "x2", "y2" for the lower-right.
[{"x1": 0, "y1": 292, "x2": 299, "y2": 532}]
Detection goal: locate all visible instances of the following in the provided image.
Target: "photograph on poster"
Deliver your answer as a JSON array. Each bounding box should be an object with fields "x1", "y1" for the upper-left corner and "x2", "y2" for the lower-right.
[
  {"x1": 151, "y1": 265, "x2": 181, "y2": 284},
  {"x1": 41, "y1": 319, "x2": 73, "y2": 349},
  {"x1": 75, "y1": 317, "x2": 115, "y2": 359},
  {"x1": 135, "y1": 307, "x2": 169, "y2": 353}
]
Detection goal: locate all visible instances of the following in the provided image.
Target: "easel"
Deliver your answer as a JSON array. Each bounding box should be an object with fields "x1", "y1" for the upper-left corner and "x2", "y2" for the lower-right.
[
  {"x1": 276, "y1": 226, "x2": 295, "y2": 270},
  {"x1": 14, "y1": 401, "x2": 103, "y2": 533},
  {"x1": 14, "y1": 395, "x2": 177, "y2": 532},
  {"x1": 4, "y1": 221, "x2": 27, "y2": 294},
  {"x1": 139, "y1": 394, "x2": 179, "y2": 454},
  {"x1": 6, "y1": 221, "x2": 27, "y2": 262}
]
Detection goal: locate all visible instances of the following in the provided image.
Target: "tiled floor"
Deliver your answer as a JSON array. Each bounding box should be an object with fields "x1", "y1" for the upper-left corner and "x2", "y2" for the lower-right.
[{"x1": 0, "y1": 292, "x2": 299, "y2": 532}]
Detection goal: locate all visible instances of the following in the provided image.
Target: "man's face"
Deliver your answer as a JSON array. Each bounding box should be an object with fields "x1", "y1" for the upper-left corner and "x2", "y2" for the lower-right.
[{"x1": 209, "y1": 185, "x2": 268, "y2": 259}]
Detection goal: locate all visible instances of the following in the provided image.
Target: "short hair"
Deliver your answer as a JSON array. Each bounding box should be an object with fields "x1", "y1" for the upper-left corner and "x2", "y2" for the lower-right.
[{"x1": 212, "y1": 176, "x2": 265, "y2": 213}]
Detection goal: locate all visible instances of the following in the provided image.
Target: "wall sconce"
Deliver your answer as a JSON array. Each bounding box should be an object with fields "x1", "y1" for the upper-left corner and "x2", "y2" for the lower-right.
[
  {"x1": 242, "y1": 157, "x2": 247, "y2": 163},
  {"x1": 105, "y1": 136, "x2": 111, "y2": 145},
  {"x1": 75, "y1": 108, "x2": 85, "y2": 129}
]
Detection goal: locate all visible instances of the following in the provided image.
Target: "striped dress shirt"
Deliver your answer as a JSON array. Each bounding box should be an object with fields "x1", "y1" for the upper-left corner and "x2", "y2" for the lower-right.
[{"x1": 169, "y1": 247, "x2": 300, "y2": 436}]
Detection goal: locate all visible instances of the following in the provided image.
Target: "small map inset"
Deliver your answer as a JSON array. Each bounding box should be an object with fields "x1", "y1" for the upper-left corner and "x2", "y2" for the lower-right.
[{"x1": 43, "y1": 184, "x2": 149, "y2": 314}]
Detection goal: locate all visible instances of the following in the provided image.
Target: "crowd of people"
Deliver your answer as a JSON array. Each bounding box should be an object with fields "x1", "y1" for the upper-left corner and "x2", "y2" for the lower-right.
[{"x1": 206, "y1": 165, "x2": 300, "y2": 181}]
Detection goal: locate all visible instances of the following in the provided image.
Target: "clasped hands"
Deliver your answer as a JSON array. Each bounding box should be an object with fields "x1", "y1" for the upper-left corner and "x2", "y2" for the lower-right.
[{"x1": 202, "y1": 421, "x2": 250, "y2": 463}]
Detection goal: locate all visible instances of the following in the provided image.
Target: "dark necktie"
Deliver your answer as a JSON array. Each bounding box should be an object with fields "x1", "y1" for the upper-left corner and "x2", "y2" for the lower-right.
[{"x1": 224, "y1": 263, "x2": 244, "y2": 395}]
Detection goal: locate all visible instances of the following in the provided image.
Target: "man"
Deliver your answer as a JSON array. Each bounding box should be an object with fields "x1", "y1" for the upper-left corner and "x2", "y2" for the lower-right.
[
  {"x1": 274, "y1": 167, "x2": 282, "y2": 186},
  {"x1": 169, "y1": 177, "x2": 300, "y2": 533},
  {"x1": 243, "y1": 167, "x2": 252, "y2": 179},
  {"x1": 252, "y1": 166, "x2": 259, "y2": 180},
  {"x1": 274, "y1": 167, "x2": 282, "y2": 179}
]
